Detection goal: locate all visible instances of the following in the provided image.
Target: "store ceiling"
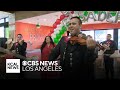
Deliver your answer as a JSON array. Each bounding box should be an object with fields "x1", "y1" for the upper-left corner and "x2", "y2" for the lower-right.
[
  {"x1": 4, "y1": 11, "x2": 16, "y2": 13},
  {"x1": 0, "y1": 11, "x2": 13, "y2": 19},
  {"x1": 16, "y1": 11, "x2": 63, "y2": 26}
]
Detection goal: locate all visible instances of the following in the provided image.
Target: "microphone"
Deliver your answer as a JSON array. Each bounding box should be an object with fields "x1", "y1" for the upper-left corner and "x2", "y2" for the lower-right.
[
  {"x1": 15, "y1": 42, "x2": 19, "y2": 54},
  {"x1": 15, "y1": 42, "x2": 19, "y2": 47}
]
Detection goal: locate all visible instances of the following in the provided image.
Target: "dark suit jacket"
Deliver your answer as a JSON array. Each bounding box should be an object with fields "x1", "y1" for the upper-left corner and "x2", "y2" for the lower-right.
[
  {"x1": 102, "y1": 40, "x2": 117, "y2": 54},
  {"x1": 49, "y1": 36, "x2": 97, "y2": 79},
  {"x1": 10, "y1": 41, "x2": 27, "y2": 57},
  {"x1": 49, "y1": 36, "x2": 96, "y2": 62}
]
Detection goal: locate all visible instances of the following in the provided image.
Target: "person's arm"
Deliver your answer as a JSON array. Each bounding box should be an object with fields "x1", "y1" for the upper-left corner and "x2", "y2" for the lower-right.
[
  {"x1": 49, "y1": 37, "x2": 64, "y2": 61},
  {"x1": 102, "y1": 41, "x2": 117, "y2": 52},
  {"x1": 87, "y1": 48, "x2": 97, "y2": 62},
  {"x1": 111, "y1": 41, "x2": 117, "y2": 50},
  {"x1": 85, "y1": 39, "x2": 98, "y2": 63},
  {"x1": 10, "y1": 43, "x2": 15, "y2": 51}
]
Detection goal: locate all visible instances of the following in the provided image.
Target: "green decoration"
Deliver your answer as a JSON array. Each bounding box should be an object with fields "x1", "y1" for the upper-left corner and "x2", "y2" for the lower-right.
[
  {"x1": 5, "y1": 27, "x2": 9, "y2": 38},
  {"x1": 56, "y1": 33, "x2": 61, "y2": 39},
  {"x1": 110, "y1": 11, "x2": 117, "y2": 16},
  {"x1": 54, "y1": 38, "x2": 58, "y2": 43},
  {"x1": 60, "y1": 29, "x2": 64, "y2": 35},
  {"x1": 55, "y1": 41, "x2": 58, "y2": 44},
  {"x1": 62, "y1": 26, "x2": 67, "y2": 31},
  {"x1": 94, "y1": 11, "x2": 99, "y2": 14},
  {"x1": 83, "y1": 11, "x2": 88, "y2": 16},
  {"x1": 66, "y1": 22, "x2": 69, "y2": 27}
]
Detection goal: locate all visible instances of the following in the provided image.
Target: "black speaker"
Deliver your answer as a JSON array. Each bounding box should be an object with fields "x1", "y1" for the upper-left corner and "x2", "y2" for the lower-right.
[{"x1": 0, "y1": 38, "x2": 7, "y2": 49}]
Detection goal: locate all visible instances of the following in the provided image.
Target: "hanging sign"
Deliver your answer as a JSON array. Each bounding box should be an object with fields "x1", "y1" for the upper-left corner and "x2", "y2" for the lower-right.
[{"x1": 62, "y1": 11, "x2": 120, "y2": 24}]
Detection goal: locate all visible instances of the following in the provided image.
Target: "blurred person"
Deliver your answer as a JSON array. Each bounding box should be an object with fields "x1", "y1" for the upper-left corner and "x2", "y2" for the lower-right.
[
  {"x1": 41, "y1": 36, "x2": 56, "y2": 61},
  {"x1": 102, "y1": 34, "x2": 117, "y2": 79},
  {"x1": 10, "y1": 34, "x2": 27, "y2": 57},
  {"x1": 40, "y1": 36, "x2": 57, "y2": 79},
  {"x1": 86, "y1": 35, "x2": 98, "y2": 80},
  {"x1": 10, "y1": 34, "x2": 27, "y2": 79}
]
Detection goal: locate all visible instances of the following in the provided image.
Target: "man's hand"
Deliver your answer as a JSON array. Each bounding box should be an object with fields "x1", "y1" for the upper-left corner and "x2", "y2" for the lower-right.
[
  {"x1": 12, "y1": 50, "x2": 16, "y2": 53},
  {"x1": 102, "y1": 44, "x2": 110, "y2": 50},
  {"x1": 86, "y1": 38, "x2": 96, "y2": 49}
]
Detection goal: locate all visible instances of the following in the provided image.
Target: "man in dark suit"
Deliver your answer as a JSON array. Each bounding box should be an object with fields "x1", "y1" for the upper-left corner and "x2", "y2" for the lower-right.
[
  {"x1": 10, "y1": 34, "x2": 27, "y2": 57},
  {"x1": 10, "y1": 34, "x2": 27, "y2": 79},
  {"x1": 49, "y1": 16, "x2": 97, "y2": 80},
  {"x1": 102, "y1": 34, "x2": 117, "y2": 79}
]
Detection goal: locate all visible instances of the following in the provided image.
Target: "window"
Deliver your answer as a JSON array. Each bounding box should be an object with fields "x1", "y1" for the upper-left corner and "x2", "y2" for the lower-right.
[
  {"x1": 0, "y1": 18, "x2": 4, "y2": 23},
  {"x1": 0, "y1": 26, "x2": 4, "y2": 37},
  {"x1": 118, "y1": 29, "x2": 120, "y2": 49},
  {"x1": 95, "y1": 29, "x2": 113, "y2": 43},
  {"x1": 81, "y1": 30, "x2": 94, "y2": 39},
  {"x1": 5, "y1": 17, "x2": 9, "y2": 22}
]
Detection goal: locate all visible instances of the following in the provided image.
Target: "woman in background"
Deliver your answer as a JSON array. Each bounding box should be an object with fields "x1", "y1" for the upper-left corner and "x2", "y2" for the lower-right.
[
  {"x1": 41, "y1": 36, "x2": 58, "y2": 79},
  {"x1": 41, "y1": 36, "x2": 55, "y2": 61}
]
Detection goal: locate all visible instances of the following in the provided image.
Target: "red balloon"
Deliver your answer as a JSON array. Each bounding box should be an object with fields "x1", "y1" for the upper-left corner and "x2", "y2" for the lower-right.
[
  {"x1": 53, "y1": 23, "x2": 57, "y2": 28},
  {"x1": 71, "y1": 11, "x2": 74, "y2": 14},
  {"x1": 55, "y1": 19, "x2": 61, "y2": 24},
  {"x1": 60, "y1": 15, "x2": 65, "y2": 20},
  {"x1": 50, "y1": 29, "x2": 54, "y2": 33}
]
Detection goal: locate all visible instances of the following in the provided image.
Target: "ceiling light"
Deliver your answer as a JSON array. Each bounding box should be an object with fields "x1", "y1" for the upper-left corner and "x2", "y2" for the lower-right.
[
  {"x1": 36, "y1": 18, "x2": 40, "y2": 28},
  {"x1": 36, "y1": 23, "x2": 40, "y2": 28}
]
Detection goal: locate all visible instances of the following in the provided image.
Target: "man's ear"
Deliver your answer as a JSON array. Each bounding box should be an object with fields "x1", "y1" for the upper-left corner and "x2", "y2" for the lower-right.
[{"x1": 79, "y1": 24, "x2": 82, "y2": 30}]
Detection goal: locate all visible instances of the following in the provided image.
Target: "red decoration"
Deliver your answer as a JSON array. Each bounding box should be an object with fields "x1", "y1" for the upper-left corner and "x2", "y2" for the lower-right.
[
  {"x1": 55, "y1": 19, "x2": 61, "y2": 25},
  {"x1": 60, "y1": 15, "x2": 65, "y2": 20},
  {"x1": 71, "y1": 11, "x2": 74, "y2": 14},
  {"x1": 53, "y1": 23, "x2": 57, "y2": 28},
  {"x1": 50, "y1": 29, "x2": 54, "y2": 33}
]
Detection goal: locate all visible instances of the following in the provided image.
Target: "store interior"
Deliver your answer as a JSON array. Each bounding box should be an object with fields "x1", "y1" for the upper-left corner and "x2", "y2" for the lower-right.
[{"x1": 0, "y1": 11, "x2": 120, "y2": 79}]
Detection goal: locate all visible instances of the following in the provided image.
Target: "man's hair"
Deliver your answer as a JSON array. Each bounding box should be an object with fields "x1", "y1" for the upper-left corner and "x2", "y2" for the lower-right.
[
  {"x1": 17, "y1": 34, "x2": 23, "y2": 37},
  {"x1": 70, "y1": 16, "x2": 82, "y2": 24},
  {"x1": 107, "y1": 34, "x2": 111, "y2": 36}
]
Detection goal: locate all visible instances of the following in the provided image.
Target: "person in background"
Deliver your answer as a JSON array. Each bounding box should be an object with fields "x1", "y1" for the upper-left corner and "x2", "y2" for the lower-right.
[
  {"x1": 41, "y1": 36, "x2": 56, "y2": 61},
  {"x1": 10, "y1": 34, "x2": 27, "y2": 79},
  {"x1": 102, "y1": 34, "x2": 117, "y2": 79},
  {"x1": 5, "y1": 38, "x2": 14, "y2": 50},
  {"x1": 86, "y1": 35, "x2": 98, "y2": 80},
  {"x1": 10, "y1": 34, "x2": 27, "y2": 57},
  {"x1": 40, "y1": 36, "x2": 57, "y2": 79}
]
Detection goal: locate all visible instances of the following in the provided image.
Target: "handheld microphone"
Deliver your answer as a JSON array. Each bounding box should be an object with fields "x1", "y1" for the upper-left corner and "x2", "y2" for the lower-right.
[
  {"x1": 15, "y1": 42, "x2": 19, "y2": 53},
  {"x1": 15, "y1": 42, "x2": 19, "y2": 47}
]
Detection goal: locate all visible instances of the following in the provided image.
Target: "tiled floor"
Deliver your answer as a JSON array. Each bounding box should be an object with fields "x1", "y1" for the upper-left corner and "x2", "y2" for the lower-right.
[{"x1": 94, "y1": 58, "x2": 120, "y2": 79}]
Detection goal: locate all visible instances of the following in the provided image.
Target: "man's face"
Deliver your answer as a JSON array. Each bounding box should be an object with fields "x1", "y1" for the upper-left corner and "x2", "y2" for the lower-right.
[
  {"x1": 17, "y1": 35, "x2": 23, "y2": 42},
  {"x1": 106, "y1": 35, "x2": 111, "y2": 40},
  {"x1": 68, "y1": 18, "x2": 81, "y2": 36}
]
